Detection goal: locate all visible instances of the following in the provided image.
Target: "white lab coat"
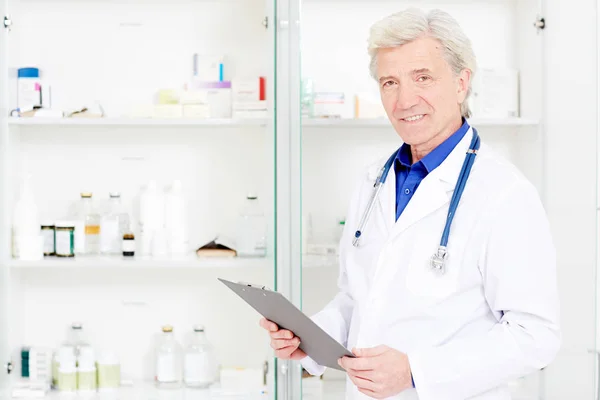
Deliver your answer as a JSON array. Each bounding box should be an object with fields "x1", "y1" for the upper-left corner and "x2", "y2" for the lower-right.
[{"x1": 300, "y1": 127, "x2": 561, "y2": 400}]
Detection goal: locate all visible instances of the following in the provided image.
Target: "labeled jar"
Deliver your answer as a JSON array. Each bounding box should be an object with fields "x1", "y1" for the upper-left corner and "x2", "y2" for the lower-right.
[
  {"x1": 41, "y1": 222, "x2": 55, "y2": 256},
  {"x1": 55, "y1": 222, "x2": 75, "y2": 257},
  {"x1": 122, "y1": 232, "x2": 135, "y2": 257},
  {"x1": 97, "y1": 352, "x2": 121, "y2": 391},
  {"x1": 58, "y1": 355, "x2": 77, "y2": 392},
  {"x1": 77, "y1": 346, "x2": 96, "y2": 392}
]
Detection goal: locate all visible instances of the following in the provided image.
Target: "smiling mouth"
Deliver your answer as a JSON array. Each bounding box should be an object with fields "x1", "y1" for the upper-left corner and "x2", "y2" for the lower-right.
[{"x1": 401, "y1": 114, "x2": 425, "y2": 122}]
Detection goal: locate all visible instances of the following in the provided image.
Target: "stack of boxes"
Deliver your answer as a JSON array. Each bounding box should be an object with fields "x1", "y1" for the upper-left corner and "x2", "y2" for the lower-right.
[{"x1": 141, "y1": 54, "x2": 267, "y2": 120}]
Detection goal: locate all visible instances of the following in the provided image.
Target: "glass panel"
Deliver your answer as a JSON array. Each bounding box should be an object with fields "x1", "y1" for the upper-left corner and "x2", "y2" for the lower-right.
[
  {"x1": 300, "y1": 0, "x2": 550, "y2": 399},
  {"x1": 4, "y1": 0, "x2": 278, "y2": 397},
  {"x1": 0, "y1": 0, "x2": 10, "y2": 392}
]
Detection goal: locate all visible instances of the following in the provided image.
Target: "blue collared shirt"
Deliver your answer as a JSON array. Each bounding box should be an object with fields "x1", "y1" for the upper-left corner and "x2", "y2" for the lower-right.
[{"x1": 395, "y1": 119, "x2": 470, "y2": 221}]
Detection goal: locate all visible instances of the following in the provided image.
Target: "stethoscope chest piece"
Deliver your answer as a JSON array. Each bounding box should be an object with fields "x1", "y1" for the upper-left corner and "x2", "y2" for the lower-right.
[{"x1": 430, "y1": 246, "x2": 448, "y2": 275}]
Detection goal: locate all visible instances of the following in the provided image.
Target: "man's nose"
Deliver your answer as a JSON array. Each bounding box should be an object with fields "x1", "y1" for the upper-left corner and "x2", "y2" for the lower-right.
[{"x1": 395, "y1": 84, "x2": 419, "y2": 111}]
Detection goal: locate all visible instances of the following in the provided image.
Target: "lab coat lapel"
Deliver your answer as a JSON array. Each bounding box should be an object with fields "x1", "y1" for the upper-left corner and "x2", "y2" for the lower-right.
[
  {"x1": 389, "y1": 128, "x2": 475, "y2": 240},
  {"x1": 370, "y1": 161, "x2": 396, "y2": 235}
]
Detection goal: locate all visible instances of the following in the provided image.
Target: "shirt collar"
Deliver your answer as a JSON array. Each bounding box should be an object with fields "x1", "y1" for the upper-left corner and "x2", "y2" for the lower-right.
[{"x1": 395, "y1": 118, "x2": 470, "y2": 173}]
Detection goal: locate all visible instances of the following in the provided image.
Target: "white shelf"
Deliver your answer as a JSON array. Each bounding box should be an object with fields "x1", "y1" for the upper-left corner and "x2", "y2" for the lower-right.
[
  {"x1": 302, "y1": 117, "x2": 539, "y2": 128},
  {"x1": 7, "y1": 117, "x2": 269, "y2": 127},
  {"x1": 7, "y1": 117, "x2": 538, "y2": 128},
  {"x1": 8, "y1": 255, "x2": 336, "y2": 269},
  {"x1": 5, "y1": 380, "x2": 347, "y2": 400},
  {"x1": 8, "y1": 255, "x2": 272, "y2": 269}
]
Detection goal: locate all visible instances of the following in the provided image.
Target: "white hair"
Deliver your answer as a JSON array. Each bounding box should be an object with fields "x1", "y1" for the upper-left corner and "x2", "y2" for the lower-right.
[{"x1": 367, "y1": 8, "x2": 477, "y2": 118}]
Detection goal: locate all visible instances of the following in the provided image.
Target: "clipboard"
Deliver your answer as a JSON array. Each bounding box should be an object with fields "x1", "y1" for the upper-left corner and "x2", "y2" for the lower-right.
[{"x1": 218, "y1": 278, "x2": 354, "y2": 371}]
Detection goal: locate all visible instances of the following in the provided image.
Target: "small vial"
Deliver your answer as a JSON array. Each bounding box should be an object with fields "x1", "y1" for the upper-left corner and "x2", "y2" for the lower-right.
[{"x1": 122, "y1": 232, "x2": 135, "y2": 257}]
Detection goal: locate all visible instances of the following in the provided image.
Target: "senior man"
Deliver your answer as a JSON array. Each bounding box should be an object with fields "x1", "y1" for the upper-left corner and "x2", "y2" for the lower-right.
[{"x1": 261, "y1": 7, "x2": 560, "y2": 400}]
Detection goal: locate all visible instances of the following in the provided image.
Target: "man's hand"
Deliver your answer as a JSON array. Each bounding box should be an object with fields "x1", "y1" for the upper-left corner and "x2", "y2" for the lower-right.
[
  {"x1": 259, "y1": 318, "x2": 307, "y2": 361},
  {"x1": 338, "y1": 345, "x2": 413, "y2": 399}
]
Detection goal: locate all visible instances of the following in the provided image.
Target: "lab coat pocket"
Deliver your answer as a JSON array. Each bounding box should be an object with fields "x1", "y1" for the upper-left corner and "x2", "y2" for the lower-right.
[{"x1": 405, "y1": 235, "x2": 461, "y2": 299}]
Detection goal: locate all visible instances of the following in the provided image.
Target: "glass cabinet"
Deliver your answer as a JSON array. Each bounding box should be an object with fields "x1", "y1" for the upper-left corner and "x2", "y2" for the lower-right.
[{"x1": 0, "y1": 0, "x2": 598, "y2": 398}]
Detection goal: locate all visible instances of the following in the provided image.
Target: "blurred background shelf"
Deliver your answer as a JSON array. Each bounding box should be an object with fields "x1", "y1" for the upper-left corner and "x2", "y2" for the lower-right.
[
  {"x1": 8, "y1": 117, "x2": 268, "y2": 127},
  {"x1": 8, "y1": 254, "x2": 337, "y2": 269},
  {"x1": 8, "y1": 117, "x2": 538, "y2": 128}
]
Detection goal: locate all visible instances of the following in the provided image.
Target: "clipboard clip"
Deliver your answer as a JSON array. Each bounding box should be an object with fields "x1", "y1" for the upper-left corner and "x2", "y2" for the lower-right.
[{"x1": 238, "y1": 281, "x2": 272, "y2": 291}]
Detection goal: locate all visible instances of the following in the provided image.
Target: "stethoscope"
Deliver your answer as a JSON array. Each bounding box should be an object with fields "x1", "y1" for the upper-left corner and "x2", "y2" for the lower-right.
[{"x1": 352, "y1": 129, "x2": 481, "y2": 275}]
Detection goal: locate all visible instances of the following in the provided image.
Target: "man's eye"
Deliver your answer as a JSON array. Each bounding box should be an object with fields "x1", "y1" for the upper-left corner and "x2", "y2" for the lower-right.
[
  {"x1": 383, "y1": 81, "x2": 395, "y2": 88},
  {"x1": 417, "y1": 76, "x2": 431, "y2": 82}
]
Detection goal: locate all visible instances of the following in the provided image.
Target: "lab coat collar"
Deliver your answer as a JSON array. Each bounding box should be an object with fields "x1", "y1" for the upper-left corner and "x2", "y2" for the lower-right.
[{"x1": 377, "y1": 127, "x2": 476, "y2": 238}]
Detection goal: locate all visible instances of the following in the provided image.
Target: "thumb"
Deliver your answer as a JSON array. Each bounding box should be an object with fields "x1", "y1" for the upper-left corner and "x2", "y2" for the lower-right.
[{"x1": 353, "y1": 345, "x2": 388, "y2": 357}]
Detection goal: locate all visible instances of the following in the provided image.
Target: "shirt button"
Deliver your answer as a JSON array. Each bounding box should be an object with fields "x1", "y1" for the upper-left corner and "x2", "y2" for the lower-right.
[{"x1": 404, "y1": 188, "x2": 410, "y2": 195}]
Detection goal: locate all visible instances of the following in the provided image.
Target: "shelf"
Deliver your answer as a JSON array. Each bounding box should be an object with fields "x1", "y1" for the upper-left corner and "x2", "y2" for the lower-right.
[
  {"x1": 302, "y1": 117, "x2": 539, "y2": 128},
  {"x1": 7, "y1": 118, "x2": 269, "y2": 127},
  {"x1": 5, "y1": 379, "x2": 347, "y2": 400},
  {"x1": 8, "y1": 254, "x2": 337, "y2": 269},
  {"x1": 8, "y1": 255, "x2": 271, "y2": 269},
  {"x1": 7, "y1": 117, "x2": 538, "y2": 128}
]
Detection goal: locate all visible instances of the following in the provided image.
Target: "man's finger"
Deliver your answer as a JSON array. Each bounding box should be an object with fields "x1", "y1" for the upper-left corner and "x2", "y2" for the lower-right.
[
  {"x1": 339, "y1": 355, "x2": 375, "y2": 371},
  {"x1": 270, "y1": 329, "x2": 294, "y2": 340},
  {"x1": 353, "y1": 345, "x2": 388, "y2": 358},
  {"x1": 260, "y1": 318, "x2": 278, "y2": 332},
  {"x1": 348, "y1": 374, "x2": 376, "y2": 392},
  {"x1": 347, "y1": 368, "x2": 377, "y2": 382},
  {"x1": 275, "y1": 346, "x2": 296, "y2": 358},
  {"x1": 271, "y1": 338, "x2": 300, "y2": 350}
]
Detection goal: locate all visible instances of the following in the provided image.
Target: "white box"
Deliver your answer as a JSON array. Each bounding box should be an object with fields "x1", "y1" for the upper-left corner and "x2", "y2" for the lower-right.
[
  {"x1": 471, "y1": 68, "x2": 519, "y2": 118},
  {"x1": 180, "y1": 90, "x2": 209, "y2": 105},
  {"x1": 183, "y1": 104, "x2": 210, "y2": 118},
  {"x1": 193, "y1": 54, "x2": 223, "y2": 82},
  {"x1": 153, "y1": 105, "x2": 183, "y2": 118},
  {"x1": 313, "y1": 92, "x2": 346, "y2": 119},
  {"x1": 232, "y1": 78, "x2": 263, "y2": 103}
]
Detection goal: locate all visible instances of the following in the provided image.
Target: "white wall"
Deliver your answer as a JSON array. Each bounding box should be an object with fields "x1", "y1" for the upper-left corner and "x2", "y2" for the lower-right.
[{"x1": 542, "y1": 0, "x2": 599, "y2": 398}]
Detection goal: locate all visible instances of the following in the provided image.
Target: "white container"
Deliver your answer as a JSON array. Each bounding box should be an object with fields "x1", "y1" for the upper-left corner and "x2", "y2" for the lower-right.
[
  {"x1": 100, "y1": 192, "x2": 130, "y2": 255},
  {"x1": 97, "y1": 352, "x2": 120, "y2": 391},
  {"x1": 139, "y1": 181, "x2": 160, "y2": 256},
  {"x1": 55, "y1": 222, "x2": 75, "y2": 257},
  {"x1": 471, "y1": 67, "x2": 519, "y2": 118},
  {"x1": 235, "y1": 194, "x2": 267, "y2": 257},
  {"x1": 183, "y1": 325, "x2": 217, "y2": 388},
  {"x1": 12, "y1": 174, "x2": 41, "y2": 260},
  {"x1": 165, "y1": 180, "x2": 188, "y2": 255},
  {"x1": 192, "y1": 54, "x2": 223, "y2": 82},
  {"x1": 57, "y1": 352, "x2": 77, "y2": 392},
  {"x1": 18, "y1": 67, "x2": 42, "y2": 109},
  {"x1": 155, "y1": 325, "x2": 182, "y2": 389}
]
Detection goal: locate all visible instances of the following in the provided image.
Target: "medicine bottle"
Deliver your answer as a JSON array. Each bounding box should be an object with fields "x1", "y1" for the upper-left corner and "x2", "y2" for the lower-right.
[
  {"x1": 183, "y1": 325, "x2": 218, "y2": 388},
  {"x1": 155, "y1": 325, "x2": 182, "y2": 389}
]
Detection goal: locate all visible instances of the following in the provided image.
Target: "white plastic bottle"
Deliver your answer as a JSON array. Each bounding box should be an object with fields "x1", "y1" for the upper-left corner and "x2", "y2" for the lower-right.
[
  {"x1": 12, "y1": 173, "x2": 43, "y2": 260},
  {"x1": 100, "y1": 192, "x2": 131, "y2": 255},
  {"x1": 155, "y1": 325, "x2": 182, "y2": 389},
  {"x1": 139, "y1": 181, "x2": 158, "y2": 256},
  {"x1": 236, "y1": 194, "x2": 267, "y2": 257},
  {"x1": 164, "y1": 180, "x2": 188, "y2": 256},
  {"x1": 183, "y1": 325, "x2": 217, "y2": 388}
]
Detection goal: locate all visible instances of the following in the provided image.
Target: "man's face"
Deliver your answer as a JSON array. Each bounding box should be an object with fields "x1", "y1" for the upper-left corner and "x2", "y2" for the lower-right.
[{"x1": 376, "y1": 36, "x2": 470, "y2": 147}]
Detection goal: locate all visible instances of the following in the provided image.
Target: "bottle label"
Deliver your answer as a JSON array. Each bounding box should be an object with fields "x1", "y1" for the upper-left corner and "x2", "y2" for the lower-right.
[
  {"x1": 100, "y1": 220, "x2": 119, "y2": 252},
  {"x1": 85, "y1": 225, "x2": 100, "y2": 235},
  {"x1": 122, "y1": 239, "x2": 135, "y2": 253},
  {"x1": 184, "y1": 353, "x2": 213, "y2": 383},
  {"x1": 156, "y1": 354, "x2": 177, "y2": 382},
  {"x1": 42, "y1": 229, "x2": 55, "y2": 254},
  {"x1": 55, "y1": 231, "x2": 74, "y2": 256}
]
